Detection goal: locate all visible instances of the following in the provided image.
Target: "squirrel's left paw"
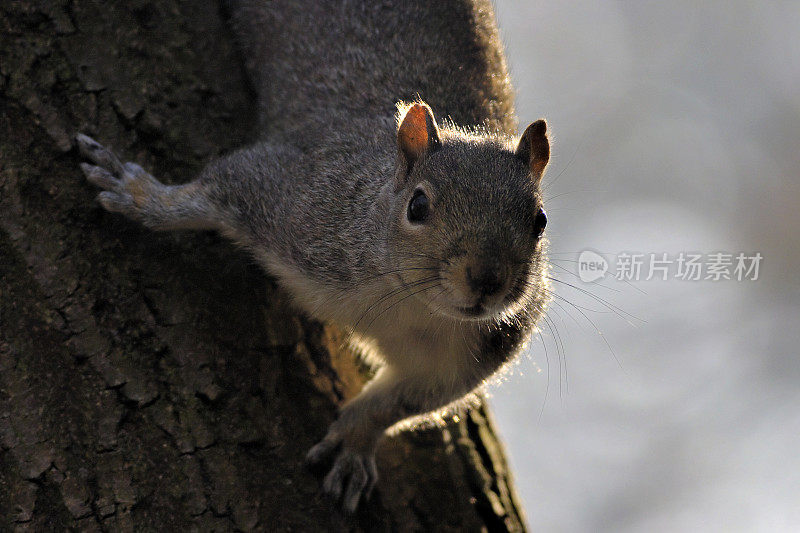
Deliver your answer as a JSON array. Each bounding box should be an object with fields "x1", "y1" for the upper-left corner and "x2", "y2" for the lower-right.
[{"x1": 306, "y1": 437, "x2": 378, "y2": 513}]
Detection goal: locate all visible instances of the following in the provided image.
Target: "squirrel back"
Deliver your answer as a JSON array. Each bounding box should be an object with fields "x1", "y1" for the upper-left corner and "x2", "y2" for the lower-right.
[{"x1": 226, "y1": 0, "x2": 516, "y2": 141}]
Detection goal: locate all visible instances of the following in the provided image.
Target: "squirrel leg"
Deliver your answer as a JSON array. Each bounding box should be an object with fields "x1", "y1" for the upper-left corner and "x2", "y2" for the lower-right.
[
  {"x1": 306, "y1": 363, "x2": 483, "y2": 512},
  {"x1": 76, "y1": 134, "x2": 224, "y2": 232}
]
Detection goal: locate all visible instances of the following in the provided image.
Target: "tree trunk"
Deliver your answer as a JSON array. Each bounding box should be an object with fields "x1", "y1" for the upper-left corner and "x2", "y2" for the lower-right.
[{"x1": 0, "y1": 1, "x2": 527, "y2": 530}]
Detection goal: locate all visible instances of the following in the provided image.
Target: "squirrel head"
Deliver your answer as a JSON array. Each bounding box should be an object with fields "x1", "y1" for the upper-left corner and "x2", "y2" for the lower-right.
[{"x1": 387, "y1": 102, "x2": 550, "y2": 321}]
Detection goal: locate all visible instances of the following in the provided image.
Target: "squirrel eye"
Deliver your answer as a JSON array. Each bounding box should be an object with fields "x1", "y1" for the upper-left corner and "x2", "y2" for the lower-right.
[
  {"x1": 534, "y1": 208, "x2": 547, "y2": 237},
  {"x1": 407, "y1": 189, "x2": 430, "y2": 224}
]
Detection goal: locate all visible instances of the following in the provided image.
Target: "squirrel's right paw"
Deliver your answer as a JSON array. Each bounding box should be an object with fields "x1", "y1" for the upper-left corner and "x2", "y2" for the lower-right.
[
  {"x1": 76, "y1": 134, "x2": 163, "y2": 221},
  {"x1": 305, "y1": 436, "x2": 378, "y2": 513}
]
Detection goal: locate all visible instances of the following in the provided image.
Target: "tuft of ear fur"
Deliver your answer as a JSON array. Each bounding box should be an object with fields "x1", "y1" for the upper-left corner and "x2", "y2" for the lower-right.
[
  {"x1": 515, "y1": 119, "x2": 550, "y2": 183},
  {"x1": 396, "y1": 102, "x2": 441, "y2": 174}
]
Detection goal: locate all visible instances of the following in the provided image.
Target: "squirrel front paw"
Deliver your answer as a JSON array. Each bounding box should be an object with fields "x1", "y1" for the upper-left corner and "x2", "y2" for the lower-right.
[
  {"x1": 305, "y1": 434, "x2": 378, "y2": 513},
  {"x1": 76, "y1": 134, "x2": 165, "y2": 223}
]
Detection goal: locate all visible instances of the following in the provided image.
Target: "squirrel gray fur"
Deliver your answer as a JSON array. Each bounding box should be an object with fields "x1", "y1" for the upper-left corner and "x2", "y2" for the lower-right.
[{"x1": 76, "y1": 0, "x2": 551, "y2": 513}]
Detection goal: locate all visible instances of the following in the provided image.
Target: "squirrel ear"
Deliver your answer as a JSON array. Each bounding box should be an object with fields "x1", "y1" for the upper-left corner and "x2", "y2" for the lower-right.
[
  {"x1": 516, "y1": 119, "x2": 550, "y2": 182},
  {"x1": 397, "y1": 103, "x2": 441, "y2": 172}
]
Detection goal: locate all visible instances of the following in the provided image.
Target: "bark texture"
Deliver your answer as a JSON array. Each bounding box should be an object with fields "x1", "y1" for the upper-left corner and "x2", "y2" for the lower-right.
[{"x1": 0, "y1": 1, "x2": 527, "y2": 530}]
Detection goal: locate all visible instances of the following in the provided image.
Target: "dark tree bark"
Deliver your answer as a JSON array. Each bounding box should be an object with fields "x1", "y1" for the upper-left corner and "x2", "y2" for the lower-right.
[{"x1": 0, "y1": 1, "x2": 528, "y2": 530}]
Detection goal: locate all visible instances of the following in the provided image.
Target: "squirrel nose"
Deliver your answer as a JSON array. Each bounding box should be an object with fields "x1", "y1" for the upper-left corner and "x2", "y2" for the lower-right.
[{"x1": 466, "y1": 265, "x2": 506, "y2": 297}]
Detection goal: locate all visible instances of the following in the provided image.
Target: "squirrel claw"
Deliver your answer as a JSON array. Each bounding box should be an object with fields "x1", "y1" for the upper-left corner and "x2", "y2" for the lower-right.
[
  {"x1": 75, "y1": 134, "x2": 126, "y2": 175},
  {"x1": 80, "y1": 162, "x2": 119, "y2": 191},
  {"x1": 76, "y1": 133, "x2": 162, "y2": 219},
  {"x1": 305, "y1": 438, "x2": 339, "y2": 473},
  {"x1": 306, "y1": 439, "x2": 377, "y2": 513}
]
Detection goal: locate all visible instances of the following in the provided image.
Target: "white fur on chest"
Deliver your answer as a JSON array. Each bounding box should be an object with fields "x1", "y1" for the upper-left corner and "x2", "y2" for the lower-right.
[{"x1": 263, "y1": 254, "x2": 480, "y2": 375}]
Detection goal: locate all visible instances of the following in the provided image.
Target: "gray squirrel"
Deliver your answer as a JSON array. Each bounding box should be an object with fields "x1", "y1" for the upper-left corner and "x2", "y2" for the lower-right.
[{"x1": 76, "y1": 0, "x2": 551, "y2": 513}]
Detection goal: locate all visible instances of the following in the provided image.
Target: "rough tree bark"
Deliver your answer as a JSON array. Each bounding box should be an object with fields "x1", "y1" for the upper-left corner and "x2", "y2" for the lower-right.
[{"x1": 0, "y1": 1, "x2": 528, "y2": 531}]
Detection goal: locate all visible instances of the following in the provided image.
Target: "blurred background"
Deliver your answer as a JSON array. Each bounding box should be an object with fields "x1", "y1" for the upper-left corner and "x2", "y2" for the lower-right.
[{"x1": 490, "y1": 2, "x2": 800, "y2": 531}]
